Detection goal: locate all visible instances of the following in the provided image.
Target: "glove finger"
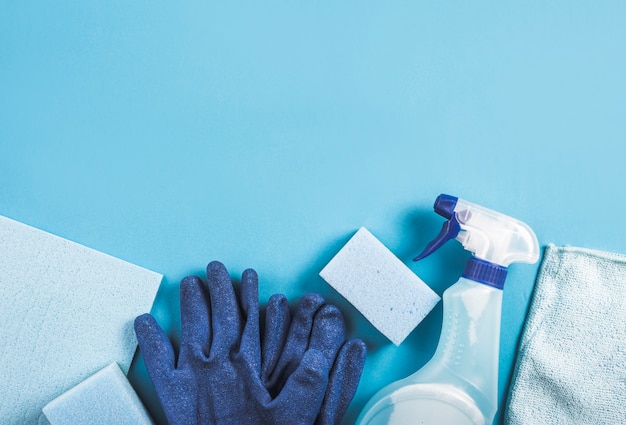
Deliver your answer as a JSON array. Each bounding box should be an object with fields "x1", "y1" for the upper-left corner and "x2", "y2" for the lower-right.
[
  {"x1": 239, "y1": 268, "x2": 261, "y2": 371},
  {"x1": 272, "y1": 349, "x2": 330, "y2": 424},
  {"x1": 309, "y1": 304, "x2": 346, "y2": 367},
  {"x1": 179, "y1": 275, "x2": 211, "y2": 363},
  {"x1": 134, "y1": 313, "x2": 176, "y2": 380},
  {"x1": 206, "y1": 260, "x2": 241, "y2": 356},
  {"x1": 269, "y1": 292, "x2": 325, "y2": 388},
  {"x1": 316, "y1": 338, "x2": 367, "y2": 425},
  {"x1": 261, "y1": 293, "x2": 290, "y2": 385}
]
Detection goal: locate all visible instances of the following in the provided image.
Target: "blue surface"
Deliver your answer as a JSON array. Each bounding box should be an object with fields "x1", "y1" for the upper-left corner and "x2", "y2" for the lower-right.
[{"x1": 2, "y1": 2, "x2": 625, "y2": 424}]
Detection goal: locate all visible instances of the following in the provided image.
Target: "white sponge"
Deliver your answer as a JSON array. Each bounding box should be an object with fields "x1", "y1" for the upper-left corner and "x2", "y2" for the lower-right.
[
  {"x1": 42, "y1": 363, "x2": 154, "y2": 425},
  {"x1": 320, "y1": 227, "x2": 440, "y2": 346}
]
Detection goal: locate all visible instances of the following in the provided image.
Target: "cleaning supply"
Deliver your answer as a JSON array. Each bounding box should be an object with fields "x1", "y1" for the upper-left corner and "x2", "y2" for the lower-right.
[
  {"x1": 42, "y1": 362, "x2": 154, "y2": 425},
  {"x1": 356, "y1": 194, "x2": 540, "y2": 425},
  {"x1": 505, "y1": 244, "x2": 626, "y2": 425},
  {"x1": 134, "y1": 261, "x2": 366, "y2": 425},
  {"x1": 0, "y1": 215, "x2": 162, "y2": 425},
  {"x1": 320, "y1": 227, "x2": 440, "y2": 346},
  {"x1": 262, "y1": 292, "x2": 367, "y2": 425}
]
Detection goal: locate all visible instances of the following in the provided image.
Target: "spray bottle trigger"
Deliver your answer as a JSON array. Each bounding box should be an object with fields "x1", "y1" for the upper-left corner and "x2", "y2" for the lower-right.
[{"x1": 413, "y1": 214, "x2": 461, "y2": 262}]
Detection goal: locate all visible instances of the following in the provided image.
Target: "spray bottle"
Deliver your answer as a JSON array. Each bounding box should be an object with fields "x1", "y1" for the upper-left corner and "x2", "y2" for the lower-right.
[{"x1": 355, "y1": 194, "x2": 540, "y2": 425}]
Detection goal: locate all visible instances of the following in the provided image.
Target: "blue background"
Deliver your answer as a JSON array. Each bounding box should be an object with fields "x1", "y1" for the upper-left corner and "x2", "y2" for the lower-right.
[{"x1": 2, "y1": 2, "x2": 625, "y2": 424}]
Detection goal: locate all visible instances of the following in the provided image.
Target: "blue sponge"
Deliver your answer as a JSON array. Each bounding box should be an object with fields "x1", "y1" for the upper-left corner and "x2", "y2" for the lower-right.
[
  {"x1": 0, "y1": 215, "x2": 162, "y2": 425},
  {"x1": 42, "y1": 362, "x2": 154, "y2": 425},
  {"x1": 320, "y1": 227, "x2": 440, "y2": 345}
]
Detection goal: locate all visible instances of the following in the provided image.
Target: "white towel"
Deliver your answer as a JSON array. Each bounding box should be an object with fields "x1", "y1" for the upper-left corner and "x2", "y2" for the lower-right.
[{"x1": 505, "y1": 244, "x2": 626, "y2": 425}]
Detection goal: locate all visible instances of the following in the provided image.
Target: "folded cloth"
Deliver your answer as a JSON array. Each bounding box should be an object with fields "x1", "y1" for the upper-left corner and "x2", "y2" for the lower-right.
[{"x1": 505, "y1": 244, "x2": 626, "y2": 425}]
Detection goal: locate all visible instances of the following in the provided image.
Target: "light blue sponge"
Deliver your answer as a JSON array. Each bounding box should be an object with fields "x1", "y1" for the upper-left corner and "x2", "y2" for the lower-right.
[
  {"x1": 0, "y1": 215, "x2": 162, "y2": 425},
  {"x1": 320, "y1": 227, "x2": 440, "y2": 346},
  {"x1": 42, "y1": 362, "x2": 154, "y2": 425}
]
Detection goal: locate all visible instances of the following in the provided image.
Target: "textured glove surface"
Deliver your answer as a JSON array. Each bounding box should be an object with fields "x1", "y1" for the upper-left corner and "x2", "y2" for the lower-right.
[{"x1": 135, "y1": 261, "x2": 366, "y2": 425}]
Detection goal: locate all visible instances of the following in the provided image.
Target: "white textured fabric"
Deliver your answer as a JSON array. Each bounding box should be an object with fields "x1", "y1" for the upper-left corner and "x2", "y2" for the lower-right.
[{"x1": 505, "y1": 244, "x2": 626, "y2": 425}]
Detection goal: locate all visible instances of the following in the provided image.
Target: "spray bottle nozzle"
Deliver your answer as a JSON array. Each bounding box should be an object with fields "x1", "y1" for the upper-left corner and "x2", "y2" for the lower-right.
[
  {"x1": 413, "y1": 194, "x2": 540, "y2": 277},
  {"x1": 433, "y1": 194, "x2": 458, "y2": 219},
  {"x1": 413, "y1": 194, "x2": 462, "y2": 262}
]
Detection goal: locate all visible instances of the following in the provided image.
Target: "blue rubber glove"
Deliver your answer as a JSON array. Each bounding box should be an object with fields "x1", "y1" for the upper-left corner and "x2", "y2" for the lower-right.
[
  {"x1": 135, "y1": 261, "x2": 366, "y2": 425},
  {"x1": 262, "y1": 292, "x2": 367, "y2": 425}
]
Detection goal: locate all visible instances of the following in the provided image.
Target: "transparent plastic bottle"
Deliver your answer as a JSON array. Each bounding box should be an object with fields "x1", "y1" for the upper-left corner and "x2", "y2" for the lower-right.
[
  {"x1": 356, "y1": 194, "x2": 539, "y2": 425},
  {"x1": 356, "y1": 276, "x2": 501, "y2": 425}
]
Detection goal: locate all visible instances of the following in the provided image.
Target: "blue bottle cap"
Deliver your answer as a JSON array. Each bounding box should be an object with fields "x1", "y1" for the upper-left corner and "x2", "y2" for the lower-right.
[{"x1": 462, "y1": 258, "x2": 508, "y2": 289}]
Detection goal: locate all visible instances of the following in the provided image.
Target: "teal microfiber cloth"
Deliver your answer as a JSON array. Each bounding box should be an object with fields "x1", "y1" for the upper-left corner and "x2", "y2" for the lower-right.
[
  {"x1": 42, "y1": 362, "x2": 154, "y2": 425},
  {"x1": 505, "y1": 244, "x2": 626, "y2": 424},
  {"x1": 0, "y1": 215, "x2": 162, "y2": 425}
]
